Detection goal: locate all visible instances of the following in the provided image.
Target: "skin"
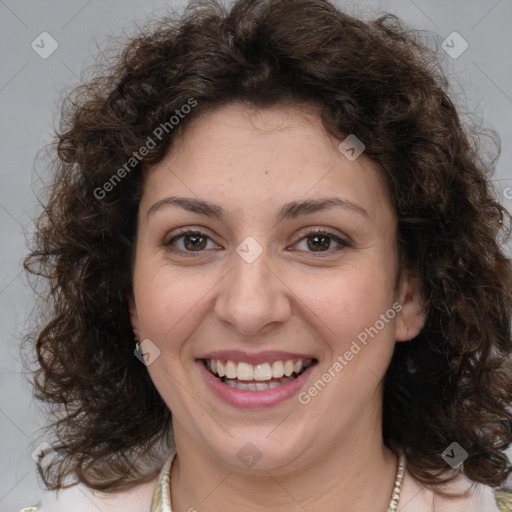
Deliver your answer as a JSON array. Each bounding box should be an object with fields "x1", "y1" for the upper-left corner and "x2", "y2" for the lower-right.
[{"x1": 129, "y1": 102, "x2": 425, "y2": 511}]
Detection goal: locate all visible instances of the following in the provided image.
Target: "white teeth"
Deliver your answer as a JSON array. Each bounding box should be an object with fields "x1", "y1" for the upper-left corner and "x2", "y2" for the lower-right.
[
  {"x1": 224, "y1": 377, "x2": 294, "y2": 391},
  {"x1": 225, "y1": 380, "x2": 257, "y2": 391},
  {"x1": 271, "y1": 361, "x2": 284, "y2": 378},
  {"x1": 206, "y1": 358, "x2": 313, "y2": 383},
  {"x1": 225, "y1": 360, "x2": 237, "y2": 379},
  {"x1": 284, "y1": 360, "x2": 295, "y2": 377},
  {"x1": 237, "y1": 362, "x2": 254, "y2": 381},
  {"x1": 254, "y1": 363, "x2": 272, "y2": 381}
]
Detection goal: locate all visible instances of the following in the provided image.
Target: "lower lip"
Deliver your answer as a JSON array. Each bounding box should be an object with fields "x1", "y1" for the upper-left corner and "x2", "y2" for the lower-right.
[{"x1": 197, "y1": 360, "x2": 315, "y2": 408}]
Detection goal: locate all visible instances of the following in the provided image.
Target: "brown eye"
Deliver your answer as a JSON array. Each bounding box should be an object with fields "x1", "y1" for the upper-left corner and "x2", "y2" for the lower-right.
[
  {"x1": 306, "y1": 233, "x2": 331, "y2": 251},
  {"x1": 182, "y1": 233, "x2": 207, "y2": 251},
  {"x1": 293, "y1": 229, "x2": 349, "y2": 255},
  {"x1": 164, "y1": 229, "x2": 219, "y2": 256}
]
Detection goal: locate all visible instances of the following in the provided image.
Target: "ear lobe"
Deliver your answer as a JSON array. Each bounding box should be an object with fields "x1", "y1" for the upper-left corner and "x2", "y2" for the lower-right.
[
  {"x1": 128, "y1": 295, "x2": 140, "y2": 341},
  {"x1": 394, "y1": 270, "x2": 426, "y2": 342}
]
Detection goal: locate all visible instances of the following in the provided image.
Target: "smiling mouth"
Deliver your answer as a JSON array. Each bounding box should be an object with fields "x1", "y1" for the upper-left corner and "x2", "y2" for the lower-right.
[{"x1": 202, "y1": 358, "x2": 316, "y2": 391}]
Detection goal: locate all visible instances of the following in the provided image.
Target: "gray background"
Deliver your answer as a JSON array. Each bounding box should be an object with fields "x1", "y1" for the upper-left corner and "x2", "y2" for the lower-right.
[{"x1": 1, "y1": 0, "x2": 511, "y2": 510}]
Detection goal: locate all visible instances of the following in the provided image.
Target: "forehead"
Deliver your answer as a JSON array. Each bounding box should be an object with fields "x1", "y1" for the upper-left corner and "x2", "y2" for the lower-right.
[{"x1": 140, "y1": 102, "x2": 395, "y2": 225}]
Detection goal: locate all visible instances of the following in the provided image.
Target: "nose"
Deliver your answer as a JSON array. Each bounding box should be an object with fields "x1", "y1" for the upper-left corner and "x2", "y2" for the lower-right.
[{"x1": 213, "y1": 246, "x2": 291, "y2": 336}]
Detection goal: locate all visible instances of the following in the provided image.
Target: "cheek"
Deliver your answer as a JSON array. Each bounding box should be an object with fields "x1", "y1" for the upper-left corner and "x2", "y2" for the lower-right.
[
  {"x1": 132, "y1": 257, "x2": 212, "y2": 352},
  {"x1": 292, "y1": 261, "x2": 397, "y2": 352},
  {"x1": 133, "y1": 265, "x2": 213, "y2": 401}
]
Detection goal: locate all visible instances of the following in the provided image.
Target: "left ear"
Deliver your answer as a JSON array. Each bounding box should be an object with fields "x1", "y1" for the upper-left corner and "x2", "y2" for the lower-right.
[
  {"x1": 128, "y1": 295, "x2": 141, "y2": 342},
  {"x1": 394, "y1": 269, "x2": 426, "y2": 342}
]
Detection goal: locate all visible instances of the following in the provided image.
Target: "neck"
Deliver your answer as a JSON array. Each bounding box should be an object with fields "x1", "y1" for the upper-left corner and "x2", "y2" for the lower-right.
[{"x1": 170, "y1": 400, "x2": 399, "y2": 511}]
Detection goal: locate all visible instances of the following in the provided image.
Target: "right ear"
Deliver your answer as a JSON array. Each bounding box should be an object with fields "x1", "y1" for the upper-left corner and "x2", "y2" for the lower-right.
[
  {"x1": 128, "y1": 295, "x2": 140, "y2": 341},
  {"x1": 394, "y1": 269, "x2": 426, "y2": 342}
]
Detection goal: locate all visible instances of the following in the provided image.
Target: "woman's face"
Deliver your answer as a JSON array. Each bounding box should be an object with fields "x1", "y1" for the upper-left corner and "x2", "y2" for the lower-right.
[{"x1": 130, "y1": 102, "x2": 424, "y2": 472}]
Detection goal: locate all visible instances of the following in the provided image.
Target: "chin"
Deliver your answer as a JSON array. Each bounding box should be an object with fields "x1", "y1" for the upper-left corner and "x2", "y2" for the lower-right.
[{"x1": 198, "y1": 426, "x2": 309, "y2": 473}]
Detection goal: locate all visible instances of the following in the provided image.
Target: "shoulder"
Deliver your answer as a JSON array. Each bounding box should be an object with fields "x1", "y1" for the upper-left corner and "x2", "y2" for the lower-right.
[
  {"x1": 399, "y1": 466, "x2": 512, "y2": 512},
  {"x1": 21, "y1": 451, "x2": 176, "y2": 512},
  {"x1": 495, "y1": 490, "x2": 512, "y2": 512},
  {"x1": 25, "y1": 474, "x2": 159, "y2": 512}
]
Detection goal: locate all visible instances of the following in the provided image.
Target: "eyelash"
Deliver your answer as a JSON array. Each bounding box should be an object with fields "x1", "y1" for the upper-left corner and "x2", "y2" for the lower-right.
[{"x1": 163, "y1": 228, "x2": 350, "y2": 258}]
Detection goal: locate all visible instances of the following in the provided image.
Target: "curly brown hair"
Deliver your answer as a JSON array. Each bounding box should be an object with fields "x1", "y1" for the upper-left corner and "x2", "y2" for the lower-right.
[{"x1": 24, "y1": 0, "x2": 512, "y2": 497}]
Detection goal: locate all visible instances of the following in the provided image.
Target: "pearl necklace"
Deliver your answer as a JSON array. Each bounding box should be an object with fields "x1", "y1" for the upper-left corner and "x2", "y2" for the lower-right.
[
  {"x1": 153, "y1": 451, "x2": 405, "y2": 512},
  {"x1": 387, "y1": 452, "x2": 406, "y2": 512}
]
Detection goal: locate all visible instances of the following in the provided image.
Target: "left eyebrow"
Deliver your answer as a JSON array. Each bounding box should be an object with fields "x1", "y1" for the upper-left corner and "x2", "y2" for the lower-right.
[
  {"x1": 276, "y1": 197, "x2": 369, "y2": 222},
  {"x1": 146, "y1": 196, "x2": 369, "y2": 221}
]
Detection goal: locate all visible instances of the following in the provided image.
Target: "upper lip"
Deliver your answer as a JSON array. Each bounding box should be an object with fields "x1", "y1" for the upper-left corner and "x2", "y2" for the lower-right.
[{"x1": 197, "y1": 350, "x2": 316, "y2": 365}]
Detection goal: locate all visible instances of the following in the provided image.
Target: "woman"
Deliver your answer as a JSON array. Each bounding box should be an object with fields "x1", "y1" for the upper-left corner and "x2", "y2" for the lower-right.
[{"x1": 24, "y1": 0, "x2": 512, "y2": 510}]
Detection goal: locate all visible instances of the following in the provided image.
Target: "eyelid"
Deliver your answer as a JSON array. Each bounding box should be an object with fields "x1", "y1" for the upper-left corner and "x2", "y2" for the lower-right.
[
  {"x1": 163, "y1": 227, "x2": 221, "y2": 257},
  {"x1": 287, "y1": 228, "x2": 350, "y2": 256},
  {"x1": 292, "y1": 226, "x2": 351, "y2": 245},
  {"x1": 163, "y1": 226, "x2": 351, "y2": 257},
  {"x1": 163, "y1": 226, "x2": 215, "y2": 244}
]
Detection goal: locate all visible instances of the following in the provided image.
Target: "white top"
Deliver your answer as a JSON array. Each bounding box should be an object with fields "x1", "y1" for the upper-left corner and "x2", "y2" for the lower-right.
[{"x1": 20, "y1": 450, "x2": 511, "y2": 511}]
